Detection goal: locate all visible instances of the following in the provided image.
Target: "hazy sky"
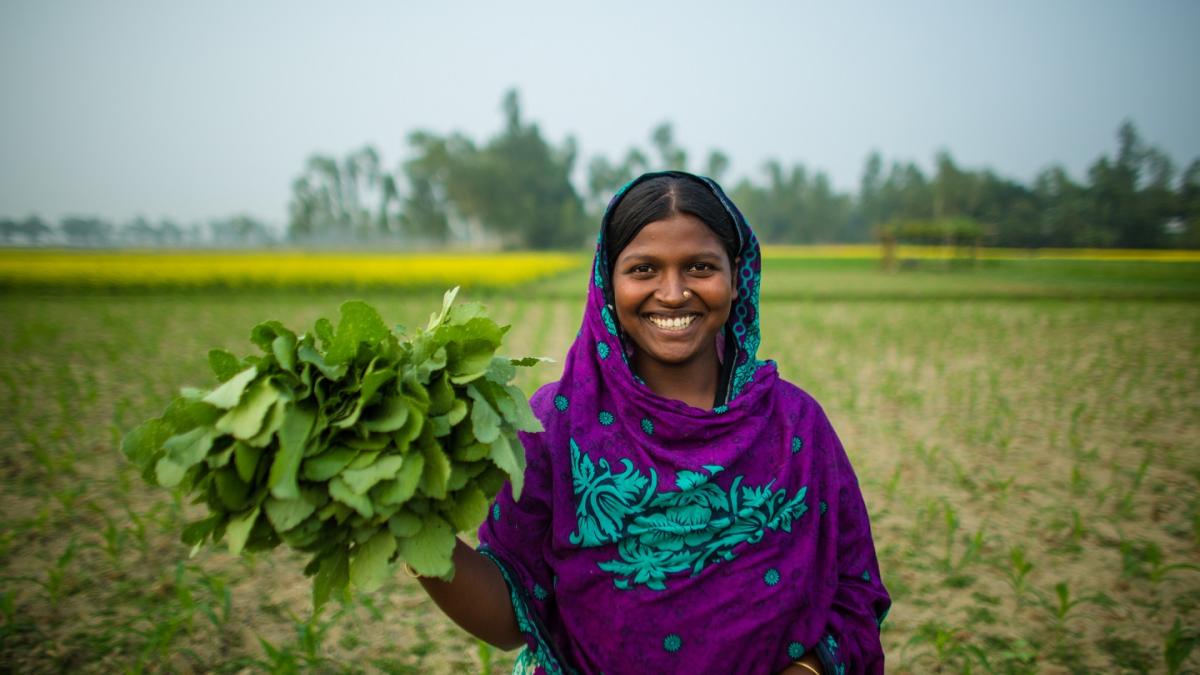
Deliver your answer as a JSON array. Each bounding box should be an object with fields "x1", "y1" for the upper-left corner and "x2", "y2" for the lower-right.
[{"x1": 2, "y1": 0, "x2": 1198, "y2": 226}]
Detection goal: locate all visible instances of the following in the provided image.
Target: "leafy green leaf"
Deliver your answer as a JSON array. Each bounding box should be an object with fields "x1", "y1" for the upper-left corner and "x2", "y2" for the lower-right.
[
  {"x1": 419, "y1": 443, "x2": 451, "y2": 500},
  {"x1": 225, "y1": 506, "x2": 260, "y2": 555},
  {"x1": 488, "y1": 433, "x2": 525, "y2": 501},
  {"x1": 326, "y1": 301, "x2": 391, "y2": 366},
  {"x1": 302, "y1": 447, "x2": 358, "y2": 481},
  {"x1": 467, "y1": 386, "x2": 501, "y2": 443},
  {"x1": 269, "y1": 404, "x2": 315, "y2": 500},
  {"x1": 510, "y1": 356, "x2": 554, "y2": 368},
  {"x1": 180, "y1": 515, "x2": 220, "y2": 547},
  {"x1": 341, "y1": 455, "x2": 405, "y2": 495},
  {"x1": 374, "y1": 452, "x2": 424, "y2": 506},
  {"x1": 329, "y1": 476, "x2": 374, "y2": 518},
  {"x1": 397, "y1": 514, "x2": 455, "y2": 579},
  {"x1": 214, "y1": 466, "x2": 251, "y2": 510},
  {"x1": 208, "y1": 349, "x2": 243, "y2": 381},
  {"x1": 202, "y1": 366, "x2": 258, "y2": 409},
  {"x1": 442, "y1": 485, "x2": 490, "y2": 531},
  {"x1": 360, "y1": 395, "x2": 410, "y2": 433},
  {"x1": 349, "y1": 531, "x2": 397, "y2": 592},
  {"x1": 121, "y1": 417, "x2": 175, "y2": 482},
  {"x1": 215, "y1": 378, "x2": 281, "y2": 440},
  {"x1": 504, "y1": 384, "x2": 544, "y2": 433},
  {"x1": 313, "y1": 547, "x2": 348, "y2": 611},
  {"x1": 156, "y1": 427, "x2": 217, "y2": 488},
  {"x1": 297, "y1": 342, "x2": 347, "y2": 381},
  {"x1": 245, "y1": 399, "x2": 286, "y2": 447},
  {"x1": 265, "y1": 495, "x2": 318, "y2": 532},
  {"x1": 233, "y1": 441, "x2": 262, "y2": 483},
  {"x1": 426, "y1": 286, "x2": 460, "y2": 330},
  {"x1": 388, "y1": 512, "x2": 422, "y2": 537}
]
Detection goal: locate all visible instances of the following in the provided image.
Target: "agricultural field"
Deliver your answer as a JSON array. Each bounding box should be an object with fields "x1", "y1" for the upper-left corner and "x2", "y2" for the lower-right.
[{"x1": 1, "y1": 252, "x2": 1198, "y2": 673}]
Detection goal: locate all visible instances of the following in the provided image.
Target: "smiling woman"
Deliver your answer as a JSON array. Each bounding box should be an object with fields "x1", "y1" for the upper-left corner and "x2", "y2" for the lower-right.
[{"x1": 413, "y1": 171, "x2": 891, "y2": 675}]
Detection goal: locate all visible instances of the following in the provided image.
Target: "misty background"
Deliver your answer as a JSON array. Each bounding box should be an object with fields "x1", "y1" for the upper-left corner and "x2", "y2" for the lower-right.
[{"x1": 1, "y1": 0, "x2": 1198, "y2": 249}]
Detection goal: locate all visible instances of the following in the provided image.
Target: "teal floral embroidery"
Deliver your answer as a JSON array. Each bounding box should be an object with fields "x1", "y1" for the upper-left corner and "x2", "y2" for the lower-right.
[
  {"x1": 492, "y1": 503, "x2": 501, "y2": 521},
  {"x1": 862, "y1": 570, "x2": 872, "y2": 582},
  {"x1": 598, "y1": 411, "x2": 614, "y2": 426},
  {"x1": 532, "y1": 583, "x2": 548, "y2": 600},
  {"x1": 640, "y1": 417, "x2": 654, "y2": 435},
  {"x1": 764, "y1": 568, "x2": 781, "y2": 586},
  {"x1": 567, "y1": 439, "x2": 809, "y2": 590},
  {"x1": 554, "y1": 394, "x2": 569, "y2": 412},
  {"x1": 600, "y1": 305, "x2": 619, "y2": 336},
  {"x1": 663, "y1": 633, "x2": 682, "y2": 653},
  {"x1": 597, "y1": 341, "x2": 611, "y2": 359},
  {"x1": 818, "y1": 633, "x2": 846, "y2": 675},
  {"x1": 713, "y1": 404, "x2": 728, "y2": 415},
  {"x1": 819, "y1": 500, "x2": 828, "y2": 515},
  {"x1": 788, "y1": 641, "x2": 805, "y2": 660},
  {"x1": 791, "y1": 436, "x2": 803, "y2": 453}
]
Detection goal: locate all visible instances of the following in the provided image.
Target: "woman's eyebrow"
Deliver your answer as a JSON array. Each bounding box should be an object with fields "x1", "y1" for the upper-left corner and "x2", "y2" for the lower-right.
[{"x1": 620, "y1": 249, "x2": 725, "y2": 263}]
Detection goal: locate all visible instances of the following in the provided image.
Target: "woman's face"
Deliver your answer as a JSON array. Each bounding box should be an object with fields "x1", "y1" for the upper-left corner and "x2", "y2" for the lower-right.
[{"x1": 612, "y1": 212, "x2": 737, "y2": 370}]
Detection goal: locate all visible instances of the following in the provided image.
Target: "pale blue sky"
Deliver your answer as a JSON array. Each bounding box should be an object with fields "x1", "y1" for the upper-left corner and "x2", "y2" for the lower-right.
[{"x1": 1, "y1": 0, "x2": 1197, "y2": 226}]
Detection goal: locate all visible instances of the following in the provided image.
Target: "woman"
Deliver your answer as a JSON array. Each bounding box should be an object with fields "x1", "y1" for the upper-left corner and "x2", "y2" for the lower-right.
[{"x1": 416, "y1": 171, "x2": 890, "y2": 674}]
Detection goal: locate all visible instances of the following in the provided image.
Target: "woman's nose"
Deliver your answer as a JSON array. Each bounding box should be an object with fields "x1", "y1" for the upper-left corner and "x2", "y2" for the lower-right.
[{"x1": 655, "y1": 271, "x2": 689, "y2": 304}]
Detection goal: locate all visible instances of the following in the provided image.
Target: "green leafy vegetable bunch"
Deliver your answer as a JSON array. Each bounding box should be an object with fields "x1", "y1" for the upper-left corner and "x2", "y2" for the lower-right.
[{"x1": 121, "y1": 288, "x2": 544, "y2": 608}]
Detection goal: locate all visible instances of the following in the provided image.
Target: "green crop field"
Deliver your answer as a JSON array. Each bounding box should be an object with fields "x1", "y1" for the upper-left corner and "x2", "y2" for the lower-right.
[{"x1": 2, "y1": 256, "x2": 1198, "y2": 673}]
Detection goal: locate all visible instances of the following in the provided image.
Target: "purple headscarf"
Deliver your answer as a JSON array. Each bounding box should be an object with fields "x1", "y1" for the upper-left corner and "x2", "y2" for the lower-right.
[{"x1": 478, "y1": 172, "x2": 890, "y2": 674}]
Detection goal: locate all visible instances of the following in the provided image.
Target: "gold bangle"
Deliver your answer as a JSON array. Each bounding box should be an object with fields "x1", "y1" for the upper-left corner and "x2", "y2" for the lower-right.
[
  {"x1": 402, "y1": 562, "x2": 422, "y2": 578},
  {"x1": 793, "y1": 662, "x2": 820, "y2": 675}
]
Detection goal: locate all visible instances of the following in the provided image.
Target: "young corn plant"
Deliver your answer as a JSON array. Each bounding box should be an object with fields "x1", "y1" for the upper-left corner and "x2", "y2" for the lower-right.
[
  {"x1": 1002, "y1": 545, "x2": 1036, "y2": 610},
  {"x1": 1032, "y1": 581, "x2": 1114, "y2": 637},
  {"x1": 941, "y1": 502, "x2": 985, "y2": 586},
  {"x1": 1119, "y1": 539, "x2": 1200, "y2": 585},
  {"x1": 1165, "y1": 616, "x2": 1198, "y2": 675}
]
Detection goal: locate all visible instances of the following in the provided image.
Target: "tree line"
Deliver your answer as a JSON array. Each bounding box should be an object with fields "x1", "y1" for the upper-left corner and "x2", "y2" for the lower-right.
[
  {"x1": 6, "y1": 89, "x2": 1197, "y2": 250},
  {"x1": 287, "y1": 90, "x2": 1199, "y2": 250}
]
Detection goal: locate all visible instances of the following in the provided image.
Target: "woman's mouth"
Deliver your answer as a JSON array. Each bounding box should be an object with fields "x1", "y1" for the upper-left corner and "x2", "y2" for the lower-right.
[{"x1": 646, "y1": 314, "x2": 699, "y2": 331}]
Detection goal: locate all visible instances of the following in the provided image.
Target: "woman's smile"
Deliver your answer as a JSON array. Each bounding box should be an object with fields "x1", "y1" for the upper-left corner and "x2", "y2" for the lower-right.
[{"x1": 644, "y1": 312, "x2": 700, "y2": 332}]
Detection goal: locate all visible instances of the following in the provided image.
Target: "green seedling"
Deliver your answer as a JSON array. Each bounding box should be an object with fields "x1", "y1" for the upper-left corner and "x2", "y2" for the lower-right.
[
  {"x1": 1120, "y1": 539, "x2": 1200, "y2": 584},
  {"x1": 1003, "y1": 545, "x2": 1036, "y2": 608},
  {"x1": 1165, "y1": 616, "x2": 1198, "y2": 675},
  {"x1": 1033, "y1": 581, "x2": 1114, "y2": 635}
]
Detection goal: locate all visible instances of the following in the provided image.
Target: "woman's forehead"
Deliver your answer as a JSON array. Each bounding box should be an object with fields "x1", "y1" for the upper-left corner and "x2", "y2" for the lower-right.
[{"x1": 617, "y1": 214, "x2": 728, "y2": 257}]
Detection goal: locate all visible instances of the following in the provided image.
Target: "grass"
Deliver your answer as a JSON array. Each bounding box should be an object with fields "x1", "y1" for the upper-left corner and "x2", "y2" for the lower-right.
[{"x1": 0, "y1": 255, "x2": 1197, "y2": 672}]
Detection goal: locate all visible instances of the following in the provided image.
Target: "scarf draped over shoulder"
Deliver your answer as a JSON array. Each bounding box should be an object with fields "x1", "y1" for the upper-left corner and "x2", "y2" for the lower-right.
[{"x1": 478, "y1": 171, "x2": 890, "y2": 674}]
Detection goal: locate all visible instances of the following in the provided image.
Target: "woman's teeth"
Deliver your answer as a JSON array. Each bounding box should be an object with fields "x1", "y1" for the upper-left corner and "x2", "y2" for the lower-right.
[{"x1": 648, "y1": 314, "x2": 697, "y2": 331}]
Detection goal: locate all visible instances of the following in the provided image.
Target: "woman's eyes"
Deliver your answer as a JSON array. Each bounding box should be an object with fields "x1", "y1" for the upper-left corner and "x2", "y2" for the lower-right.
[{"x1": 628, "y1": 262, "x2": 717, "y2": 274}]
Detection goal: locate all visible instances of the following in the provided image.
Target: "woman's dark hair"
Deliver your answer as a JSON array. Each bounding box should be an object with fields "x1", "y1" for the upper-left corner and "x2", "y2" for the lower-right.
[{"x1": 605, "y1": 174, "x2": 740, "y2": 274}]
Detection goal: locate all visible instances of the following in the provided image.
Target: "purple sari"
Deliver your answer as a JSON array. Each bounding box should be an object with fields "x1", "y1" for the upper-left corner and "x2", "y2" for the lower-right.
[{"x1": 478, "y1": 173, "x2": 890, "y2": 674}]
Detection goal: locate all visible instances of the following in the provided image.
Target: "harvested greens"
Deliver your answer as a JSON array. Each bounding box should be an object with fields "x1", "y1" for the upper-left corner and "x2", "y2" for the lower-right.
[{"x1": 121, "y1": 288, "x2": 544, "y2": 608}]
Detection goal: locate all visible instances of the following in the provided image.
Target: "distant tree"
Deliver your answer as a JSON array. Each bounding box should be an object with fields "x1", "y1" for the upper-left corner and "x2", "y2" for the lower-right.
[
  {"x1": 1178, "y1": 159, "x2": 1200, "y2": 247},
  {"x1": 1, "y1": 215, "x2": 52, "y2": 244},
  {"x1": 210, "y1": 215, "x2": 274, "y2": 246},
  {"x1": 650, "y1": 122, "x2": 687, "y2": 171},
  {"x1": 1034, "y1": 166, "x2": 1096, "y2": 247},
  {"x1": 399, "y1": 130, "x2": 455, "y2": 243},
  {"x1": 417, "y1": 89, "x2": 587, "y2": 249},
  {"x1": 287, "y1": 145, "x2": 393, "y2": 242},
  {"x1": 61, "y1": 216, "x2": 112, "y2": 246},
  {"x1": 704, "y1": 150, "x2": 730, "y2": 183}
]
